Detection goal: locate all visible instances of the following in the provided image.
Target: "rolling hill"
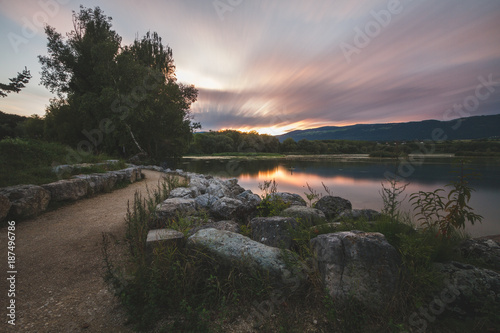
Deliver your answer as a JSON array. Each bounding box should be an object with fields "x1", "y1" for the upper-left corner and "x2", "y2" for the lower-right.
[{"x1": 277, "y1": 114, "x2": 500, "y2": 142}]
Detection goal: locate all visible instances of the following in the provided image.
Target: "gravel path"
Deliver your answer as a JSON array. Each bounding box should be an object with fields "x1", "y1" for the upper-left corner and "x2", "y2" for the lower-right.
[{"x1": 1, "y1": 170, "x2": 164, "y2": 332}]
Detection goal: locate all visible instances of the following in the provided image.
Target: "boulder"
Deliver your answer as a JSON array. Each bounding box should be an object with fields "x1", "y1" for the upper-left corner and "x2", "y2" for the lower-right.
[
  {"x1": 270, "y1": 192, "x2": 307, "y2": 207},
  {"x1": 210, "y1": 197, "x2": 246, "y2": 220},
  {"x1": 337, "y1": 209, "x2": 381, "y2": 221},
  {"x1": 237, "y1": 190, "x2": 261, "y2": 207},
  {"x1": 0, "y1": 185, "x2": 51, "y2": 219},
  {"x1": 282, "y1": 206, "x2": 326, "y2": 226},
  {"x1": 41, "y1": 178, "x2": 88, "y2": 202},
  {"x1": 156, "y1": 198, "x2": 197, "y2": 222},
  {"x1": 0, "y1": 193, "x2": 11, "y2": 221},
  {"x1": 169, "y1": 187, "x2": 194, "y2": 199},
  {"x1": 188, "y1": 220, "x2": 240, "y2": 236},
  {"x1": 195, "y1": 193, "x2": 219, "y2": 209},
  {"x1": 434, "y1": 261, "x2": 500, "y2": 316},
  {"x1": 250, "y1": 216, "x2": 298, "y2": 249},
  {"x1": 187, "y1": 228, "x2": 306, "y2": 284},
  {"x1": 146, "y1": 229, "x2": 185, "y2": 248},
  {"x1": 310, "y1": 231, "x2": 400, "y2": 309},
  {"x1": 457, "y1": 238, "x2": 500, "y2": 271},
  {"x1": 313, "y1": 196, "x2": 352, "y2": 219},
  {"x1": 113, "y1": 167, "x2": 142, "y2": 183},
  {"x1": 72, "y1": 173, "x2": 117, "y2": 195}
]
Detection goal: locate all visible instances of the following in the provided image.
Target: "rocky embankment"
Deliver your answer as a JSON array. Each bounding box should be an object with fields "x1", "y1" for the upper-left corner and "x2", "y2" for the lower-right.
[
  {"x1": 0, "y1": 164, "x2": 142, "y2": 221},
  {"x1": 143, "y1": 167, "x2": 500, "y2": 315}
]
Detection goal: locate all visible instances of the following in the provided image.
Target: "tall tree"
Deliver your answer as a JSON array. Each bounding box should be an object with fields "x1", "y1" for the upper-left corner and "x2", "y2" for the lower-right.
[
  {"x1": 39, "y1": 6, "x2": 198, "y2": 160},
  {"x1": 0, "y1": 67, "x2": 32, "y2": 97}
]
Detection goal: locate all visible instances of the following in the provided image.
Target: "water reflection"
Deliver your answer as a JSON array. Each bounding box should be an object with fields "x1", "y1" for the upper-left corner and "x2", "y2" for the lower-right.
[{"x1": 182, "y1": 158, "x2": 500, "y2": 237}]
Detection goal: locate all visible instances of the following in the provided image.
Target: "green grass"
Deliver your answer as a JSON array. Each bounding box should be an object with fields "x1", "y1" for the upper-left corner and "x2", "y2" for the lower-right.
[{"x1": 0, "y1": 137, "x2": 123, "y2": 187}]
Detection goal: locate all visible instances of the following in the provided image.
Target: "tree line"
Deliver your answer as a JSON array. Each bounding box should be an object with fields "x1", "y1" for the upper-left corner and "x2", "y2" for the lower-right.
[{"x1": 188, "y1": 130, "x2": 500, "y2": 156}]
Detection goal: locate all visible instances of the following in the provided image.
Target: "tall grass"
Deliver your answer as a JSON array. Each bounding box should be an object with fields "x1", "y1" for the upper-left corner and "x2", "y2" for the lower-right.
[
  {"x1": 102, "y1": 175, "x2": 277, "y2": 331},
  {"x1": 0, "y1": 137, "x2": 119, "y2": 187}
]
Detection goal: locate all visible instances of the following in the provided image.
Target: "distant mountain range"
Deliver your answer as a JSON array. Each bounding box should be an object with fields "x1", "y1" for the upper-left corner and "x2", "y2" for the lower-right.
[{"x1": 277, "y1": 114, "x2": 500, "y2": 142}]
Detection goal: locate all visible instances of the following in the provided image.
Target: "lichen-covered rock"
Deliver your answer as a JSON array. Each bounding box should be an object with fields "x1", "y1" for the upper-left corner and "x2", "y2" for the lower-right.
[
  {"x1": 156, "y1": 198, "x2": 197, "y2": 222},
  {"x1": 310, "y1": 231, "x2": 400, "y2": 309},
  {"x1": 187, "y1": 228, "x2": 306, "y2": 284},
  {"x1": 250, "y1": 216, "x2": 298, "y2": 249},
  {"x1": 313, "y1": 196, "x2": 352, "y2": 219},
  {"x1": 188, "y1": 220, "x2": 240, "y2": 236},
  {"x1": 282, "y1": 205, "x2": 326, "y2": 226},
  {"x1": 434, "y1": 261, "x2": 500, "y2": 316},
  {"x1": 457, "y1": 238, "x2": 500, "y2": 271},
  {"x1": 270, "y1": 192, "x2": 307, "y2": 207},
  {"x1": 0, "y1": 193, "x2": 11, "y2": 221},
  {"x1": 146, "y1": 229, "x2": 185, "y2": 248},
  {"x1": 72, "y1": 173, "x2": 117, "y2": 194},
  {"x1": 210, "y1": 197, "x2": 246, "y2": 220},
  {"x1": 169, "y1": 187, "x2": 194, "y2": 199},
  {"x1": 0, "y1": 185, "x2": 51, "y2": 219},
  {"x1": 42, "y1": 178, "x2": 88, "y2": 202},
  {"x1": 194, "y1": 193, "x2": 219, "y2": 208}
]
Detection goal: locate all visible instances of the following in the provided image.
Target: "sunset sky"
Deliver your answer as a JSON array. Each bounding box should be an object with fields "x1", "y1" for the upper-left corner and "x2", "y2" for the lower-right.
[{"x1": 1, "y1": 0, "x2": 499, "y2": 135}]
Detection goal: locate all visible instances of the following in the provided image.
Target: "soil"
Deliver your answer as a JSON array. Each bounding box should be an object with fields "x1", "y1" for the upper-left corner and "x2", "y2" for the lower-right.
[{"x1": 1, "y1": 170, "x2": 164, "y2": 332}]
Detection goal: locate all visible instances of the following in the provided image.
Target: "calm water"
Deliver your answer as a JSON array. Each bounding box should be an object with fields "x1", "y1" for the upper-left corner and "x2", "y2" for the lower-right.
[{"x1": 181, "y1": 157, "x2": 500, "y2": 237}]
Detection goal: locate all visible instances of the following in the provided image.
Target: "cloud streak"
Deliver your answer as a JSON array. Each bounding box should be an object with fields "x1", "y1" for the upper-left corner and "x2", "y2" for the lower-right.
[{"x1": 1, "y1": 0, "x2": 499, "y2": 135}]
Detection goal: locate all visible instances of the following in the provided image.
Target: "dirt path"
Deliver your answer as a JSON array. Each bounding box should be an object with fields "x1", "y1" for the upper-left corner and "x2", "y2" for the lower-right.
[{"x1": 1, "y1": 170, "x2": 164, "y2": 332}]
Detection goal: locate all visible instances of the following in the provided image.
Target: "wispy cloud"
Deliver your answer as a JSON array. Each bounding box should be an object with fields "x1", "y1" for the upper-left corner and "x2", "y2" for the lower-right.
[{"x1": 1, "y1": 0, "x2": 499, "y2": 134}]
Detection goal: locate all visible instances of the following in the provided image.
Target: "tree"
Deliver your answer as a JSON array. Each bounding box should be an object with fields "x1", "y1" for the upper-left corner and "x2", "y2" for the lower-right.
[
  {"x1": 0, "y1": 67, "x2": 32, "y2": 98},
  {"x1": 38, "y1": 6, "x2": 198, "y2": 160}
]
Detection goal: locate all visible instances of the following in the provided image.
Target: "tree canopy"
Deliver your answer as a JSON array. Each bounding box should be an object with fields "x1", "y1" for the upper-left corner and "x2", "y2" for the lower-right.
[
  {"x1": 0, "y1": 67, "x2": 32, "y2": 98},
  {"x1": 38, "y1": 6, "x2": 199, "y2": 160}
]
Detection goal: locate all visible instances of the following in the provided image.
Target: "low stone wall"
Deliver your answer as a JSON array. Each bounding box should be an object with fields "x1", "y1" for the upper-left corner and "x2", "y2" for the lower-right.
[{"x1": 0, "y1": 166, "x2": 142, "y2": 221}]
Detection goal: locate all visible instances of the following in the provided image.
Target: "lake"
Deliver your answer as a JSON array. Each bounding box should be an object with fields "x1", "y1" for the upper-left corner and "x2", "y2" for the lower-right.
[{"x1": 180, "y1": 156, "x2": 500, "y2": 237}]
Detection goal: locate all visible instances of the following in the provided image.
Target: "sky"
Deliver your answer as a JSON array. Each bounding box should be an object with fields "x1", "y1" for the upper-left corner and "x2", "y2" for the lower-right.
[{"x1": 1, "y1": 0, "x2": 499, "y2": 135}]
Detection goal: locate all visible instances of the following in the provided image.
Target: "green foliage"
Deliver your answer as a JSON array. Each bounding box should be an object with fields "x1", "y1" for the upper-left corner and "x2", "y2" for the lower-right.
[
  {"x1": 0, "y1": 67, "x2": 31, "y2": 98},
  {"x1": 0, "y1": 138, "x2": 118, "y2": 187},
  {"x1": 103, "y1": 178, "x2": 277, "y2": 330},
  {"x1": 38, "y1": 6, "x2": 198, "y2": 161},
  {"x1": 380, "y1": 178, "x2": 409, "y2": 222},
  {"x1": 190, "y1": 130, "x2": 280, "y2": 155},
  {"x1": 410, "y1": 160, "x2": 483, "y2": 236},
  {"x1": 256, "y1": 179, "x2": 290, "y2": 217}
]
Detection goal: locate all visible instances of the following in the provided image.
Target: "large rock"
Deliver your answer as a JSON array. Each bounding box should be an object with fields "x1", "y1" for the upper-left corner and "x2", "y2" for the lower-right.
[
  {"x1": 156, "y1": 198, "x2": 197, "y2": 223},
  {"x1": 210, "y1": 197, "x2": 247, "y2": 220},
  {"x1": 250, "y1": 216, "x2": 298, "y2": 249},
  {"x1": 72, "y1": 173, "x2": 117, "y2": 195},
  {"x1": 42, "y1": 178, "x2": 88, "y2": 202},
  {"x1": 169, "y1": 187, "x2": 194, "y2": 199},
  {"x1": 270, "y1": 192, "x2": 307, "y2": 207},
  {"x1": 313, "y1": 196, "x2": 352, "y2": 220},
  {"x1": 0, "y1": 193, "x2": 11, "y2": 221},
  {"x1": 310, "y1": 231, "x2": 400, "y2": 309},
  {"x1": 282, "y1": 205, "x2": 326, "y2": 226},
  {"x1": 434, "y1": 261, "x2": 500, "y2": 316},
  {"x1": 113, "y1": 167, "x2": 142, "y2": 183},
  {"x1": 194, "y1": 193, "x2": 219, "y2": 209},
  {"x1": 188, "y1": 220, "x2": 240, "y2": 236},
  {"x1": 457, "y1": 238, "x2": 500, "y2": 271},
  {"x1": 0, "y1": 185, "x2": 51, "y2": 219},
  {"x1": 187, "y1": 228, "x2": 306, "y2": 284},
  {"x1": 146, "y1": 229, "x2": 185, "y2": 249}
]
